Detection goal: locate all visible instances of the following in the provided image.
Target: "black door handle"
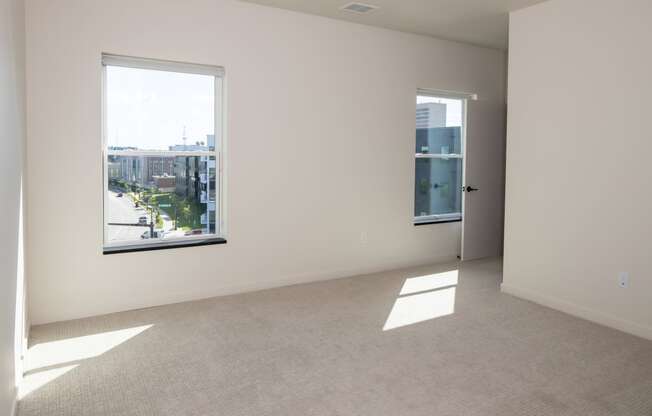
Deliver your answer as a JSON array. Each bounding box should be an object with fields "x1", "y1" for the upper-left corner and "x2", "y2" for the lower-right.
[{"x1": 464, "y1": 186, "x2": 478, "y2": 192}]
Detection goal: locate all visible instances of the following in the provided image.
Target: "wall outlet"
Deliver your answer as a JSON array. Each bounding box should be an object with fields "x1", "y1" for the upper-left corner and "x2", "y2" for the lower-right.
[
  {"x1": 360, "y1": 231, "x2": 368, "y2": 244},
  {"x1": 618, "y1": 272, "x2": 629, "y2": 288}
]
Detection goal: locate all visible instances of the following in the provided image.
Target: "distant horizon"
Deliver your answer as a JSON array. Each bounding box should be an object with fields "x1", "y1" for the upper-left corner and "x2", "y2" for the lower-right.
[{"x1": 107, "y1": 134, "x2": 214, "y2": 151}]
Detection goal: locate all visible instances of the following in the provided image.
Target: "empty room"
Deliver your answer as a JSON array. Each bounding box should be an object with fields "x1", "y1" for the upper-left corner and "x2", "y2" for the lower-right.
[{"x1": 2, "y1": 0, "x2": 651, "y2": 415}]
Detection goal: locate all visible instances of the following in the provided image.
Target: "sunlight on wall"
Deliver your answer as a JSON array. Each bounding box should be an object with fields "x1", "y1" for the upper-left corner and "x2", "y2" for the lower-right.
[
  {"x1": 19, "y1": 324, "x2": 153, "y2": 399},
  {"x1": 384, "y1": 270, "x2": 458, "y2": 331}
]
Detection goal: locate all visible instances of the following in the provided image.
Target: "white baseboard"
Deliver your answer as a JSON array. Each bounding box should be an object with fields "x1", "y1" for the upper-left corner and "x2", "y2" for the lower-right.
[
  {"x1": 138, "y1": 253, "x2": 461, "y2": 315},
  {"x1": 501, "y1": 283, "x2": 652, "y2": 341},
  {"x1": 11, "y1": 391, "x2": 17, "y2": 416},
  {"x1": 34, "y1": 254, "x2": 460, "y2": 325}
]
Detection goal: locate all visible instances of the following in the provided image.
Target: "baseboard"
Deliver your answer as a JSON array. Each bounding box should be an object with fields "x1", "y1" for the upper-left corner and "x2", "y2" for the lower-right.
[
  {"x1": 33, "y1": 254, "x2": 460, "y2": 325},
  {"x1": 501, "y1": 283, "x2": 652, "y2": 341},
  {"x1": 10, "y1": 390, "x2": 17, "y2": 416},
  {"x1": 204, "y1": 254, "x2": 459, "y2": 301},
  {"x1": 136, "y1": 253, "x2": 461, "y2": 315}
]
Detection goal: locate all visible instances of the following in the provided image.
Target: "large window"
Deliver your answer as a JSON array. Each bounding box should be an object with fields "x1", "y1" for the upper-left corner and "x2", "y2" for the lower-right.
[
  {"x1": 414, "y1": 92, "x2": 465, "y2": 224},
  {"x1": 102, "y1": 55, "x2": 225, "y2": 253}
]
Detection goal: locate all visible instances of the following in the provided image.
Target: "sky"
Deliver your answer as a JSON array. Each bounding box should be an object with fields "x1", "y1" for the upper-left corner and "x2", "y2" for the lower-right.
[
  {"x1": 416, "y1": 95, "x2": 463, "y2": 127},
  {"x1": 106, "y1": 66, "x2": 214, "y2": 150}
]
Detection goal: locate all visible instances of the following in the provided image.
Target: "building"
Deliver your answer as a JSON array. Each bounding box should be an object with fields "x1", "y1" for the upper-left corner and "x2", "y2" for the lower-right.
[
  {"x1": 118, "y1": 156, "x2": 143, "y2": 184},
  {"x1": 174, "y1": 155, "x2": 201, "y2": 199},
  {"x1": 415, "y1": 125, "x2": 461, "y2": 155},
  {"x1": 107, "y1": 161, "x2": 121, "y2": 179},
  {"x1": 144, "y1": 157, "x2": 175, "y2": 183},
  {"x1": 114, "y1": 155, "x2": 175, "y2": 187},
  {"x1": 152, "y1": 174, "x2": 176, "y2": 192},
  {"x1": 414, "y1": 125, "x2": 463, "y2": 218},
  {"x1": 174, "y1": 134, "x2": 216, "y2": 233},
  {"x1": 415, "y1": 101, "x2": 461, "y2": 219},
  {"x1": 416, "y1": 102, "x2": 446, "y2": 129}
]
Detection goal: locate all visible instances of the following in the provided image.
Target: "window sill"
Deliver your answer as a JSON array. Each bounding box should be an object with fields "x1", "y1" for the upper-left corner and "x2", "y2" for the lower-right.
[
  {"x1": 103, "y1": 237, "x2": 227, "y2": 255},
  {"x1": 414, "y1": 219, "x2": 462, "y2": 226}
]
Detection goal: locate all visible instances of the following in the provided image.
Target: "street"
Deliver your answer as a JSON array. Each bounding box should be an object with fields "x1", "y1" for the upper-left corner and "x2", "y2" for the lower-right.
[{"x1": 106, "y1": 190, "x2": 150, "y2": 242}]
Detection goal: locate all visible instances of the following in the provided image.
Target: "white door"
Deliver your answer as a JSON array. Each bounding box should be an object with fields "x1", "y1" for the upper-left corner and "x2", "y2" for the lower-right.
[{"x1": 461, "y1": 99, "x2": 506, "y2": 261}]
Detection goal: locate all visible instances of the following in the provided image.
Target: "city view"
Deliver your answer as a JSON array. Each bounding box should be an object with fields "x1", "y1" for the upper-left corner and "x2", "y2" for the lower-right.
[
  {"x1": 106, "y1": 134, "x2": 217, "y2": 244},
  {"x1": 414, "y1": 96, "x2": 464, "y2": 221},
  {"x1": 104, "y1": 64, "x2": 217, "y2": 245}
]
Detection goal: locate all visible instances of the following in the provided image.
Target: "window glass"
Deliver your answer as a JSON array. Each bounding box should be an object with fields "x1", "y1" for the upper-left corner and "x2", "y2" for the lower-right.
[
  {"x1": 103, "y1": 57, "x2": 223, "y2": 252},
  {"x1": 414, "y1": 158, "x2": 463, "y2": 218},
  {"x1": 414, "y1": 94, "x2": 464, "y2": 223}
]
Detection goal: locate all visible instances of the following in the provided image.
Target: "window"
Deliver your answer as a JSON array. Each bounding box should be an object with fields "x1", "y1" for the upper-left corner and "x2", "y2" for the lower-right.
[
  {"x1": 414, "y1": 92, "x2": 465, "y2": 224},
  {"x1": 102, "y1": 55, "x2": 225, "y2": 253}
]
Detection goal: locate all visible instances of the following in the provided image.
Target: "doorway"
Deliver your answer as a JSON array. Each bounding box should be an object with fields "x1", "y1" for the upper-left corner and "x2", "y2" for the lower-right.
[{"x1": 414, "y1": 90, "x2": 506, "y2": 261}]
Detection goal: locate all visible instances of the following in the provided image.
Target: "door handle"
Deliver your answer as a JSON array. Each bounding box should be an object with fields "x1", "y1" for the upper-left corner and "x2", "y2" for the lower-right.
[{"x1": 463, "y1": 186, "x2": 478, "y2": 192}]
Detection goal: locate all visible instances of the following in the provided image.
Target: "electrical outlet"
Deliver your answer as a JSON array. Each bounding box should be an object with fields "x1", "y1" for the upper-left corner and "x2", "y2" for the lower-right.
[
  {"x1": 360, "y1": 231, "x2": 368, "y2": 244},
  {"x1": 618, "y1": 272, "x2": 629, "y2": 288}
]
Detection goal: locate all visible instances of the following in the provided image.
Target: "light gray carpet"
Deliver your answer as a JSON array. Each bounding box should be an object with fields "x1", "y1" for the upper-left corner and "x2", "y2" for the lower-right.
[{"x1": 19, "y1": 258, "x2": 652, "y2": 415}]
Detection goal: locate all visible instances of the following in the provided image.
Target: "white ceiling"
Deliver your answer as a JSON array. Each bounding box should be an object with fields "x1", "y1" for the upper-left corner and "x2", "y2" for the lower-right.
[{"x1": 239, "y1": 0, "x2": 548, "y2": 49}]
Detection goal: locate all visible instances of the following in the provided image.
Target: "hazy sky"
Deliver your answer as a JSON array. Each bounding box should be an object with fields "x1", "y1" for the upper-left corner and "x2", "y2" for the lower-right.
[
  {"x1": 416, "y1": 95, "x2": 463, "y2": 127},
  {"x1": 106, "y1": 66, "x2": 214, "y2": 150}
]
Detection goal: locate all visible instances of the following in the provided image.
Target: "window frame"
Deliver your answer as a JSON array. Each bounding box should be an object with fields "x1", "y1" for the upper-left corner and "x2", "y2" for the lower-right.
[
  {"x1": 413, "y1": 89, "x2": 472, "y2": 226},
  {"x1": 101, "y1": 54, "x2": 226, "y2": 254}
]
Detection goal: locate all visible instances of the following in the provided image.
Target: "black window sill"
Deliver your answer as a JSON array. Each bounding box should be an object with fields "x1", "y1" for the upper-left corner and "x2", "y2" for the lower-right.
[
  {"x1": 103, "y1": 238, "x2": 227, "y2": 255},
  {"x1": 414, "y1": 219, "x2": 462, "y2": 226}
]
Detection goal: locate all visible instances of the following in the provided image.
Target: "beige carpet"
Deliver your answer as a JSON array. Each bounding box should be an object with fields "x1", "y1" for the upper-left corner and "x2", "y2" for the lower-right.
[{"x1": 19, "y1": 258, "x2": 652, "y2": 415}]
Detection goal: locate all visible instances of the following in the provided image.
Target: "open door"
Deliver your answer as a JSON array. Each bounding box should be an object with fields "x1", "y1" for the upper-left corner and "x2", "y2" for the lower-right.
[{"x1": 461, "y1": 99, "x2": 506, "y2": 261}]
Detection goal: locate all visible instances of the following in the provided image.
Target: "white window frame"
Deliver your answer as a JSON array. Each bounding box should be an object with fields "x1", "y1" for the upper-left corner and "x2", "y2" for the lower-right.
[
  {"x1": 414, "y1": 88, "x2": 473, "y2": 225},
  {"x1": 101, "y1": 54, "x2": 226, "y2": 253}
]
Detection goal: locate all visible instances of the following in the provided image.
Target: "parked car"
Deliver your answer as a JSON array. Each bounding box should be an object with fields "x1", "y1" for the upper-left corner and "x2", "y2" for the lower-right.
[
  {"x1": 184, "y1": 229, "x2": 203, "y2": 236},
  {"x1": 141, "y1": 230, "x2": 162, "y2": 239},
  {"x1": 138, "y1": 216, "x2": 148, "y2": 225},
  {"x1": 116, "y1": 192, "x2": 123, "y2": 197}
]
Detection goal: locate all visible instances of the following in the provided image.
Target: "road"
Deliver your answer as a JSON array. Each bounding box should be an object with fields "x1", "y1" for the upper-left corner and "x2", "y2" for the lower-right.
[
  {"x1": 158, "y1": 212, "x2": 175, "y2": 236},
  {"x1": 107, "y1": 190, "x2": 180, "y2": 243},
  {"x1": 107, "y1": 190, "x2": 150, "y2": 243}
]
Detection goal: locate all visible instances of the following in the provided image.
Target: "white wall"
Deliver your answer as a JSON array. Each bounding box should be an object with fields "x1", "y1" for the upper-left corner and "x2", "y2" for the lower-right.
[
  {"x1": 0, "y1": 0, "x2": 25, "y2": 412},
  {"x1": 503, "y1": 0, "x2": 652, "y2": 340},
  {"x1": 25, "y1": 0, "x2": 506, "y2": 325}
]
